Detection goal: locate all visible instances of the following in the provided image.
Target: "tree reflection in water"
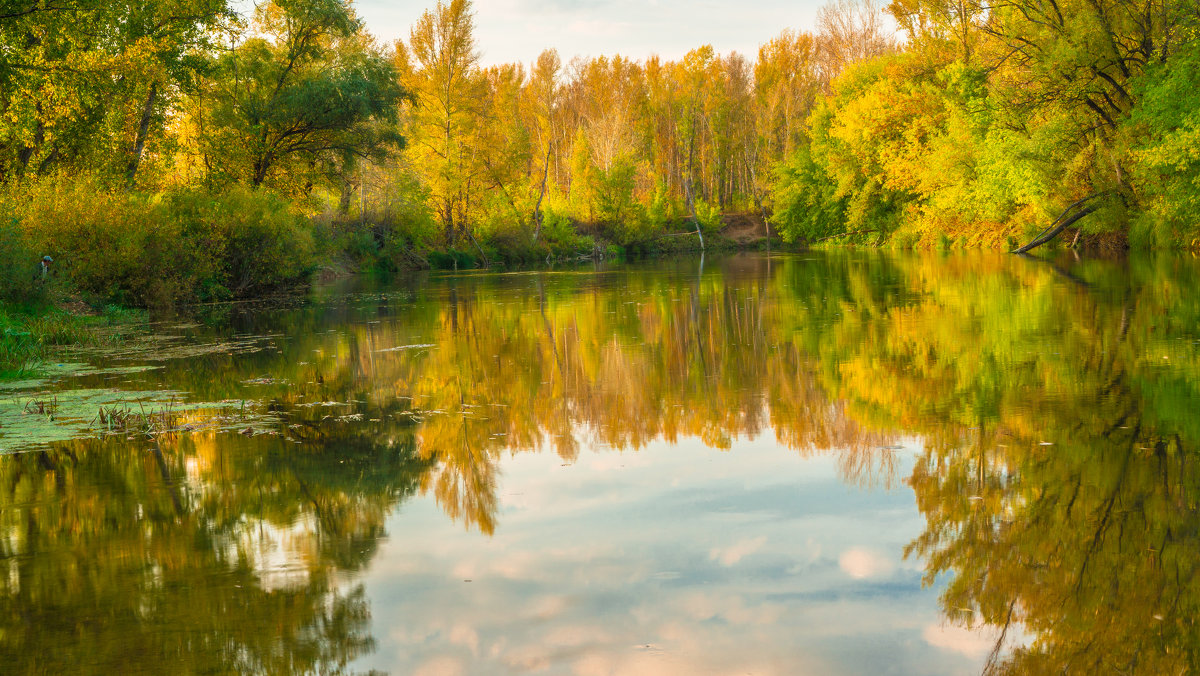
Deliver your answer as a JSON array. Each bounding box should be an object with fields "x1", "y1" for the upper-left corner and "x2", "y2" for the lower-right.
[{"x1": 2, "y1": 252, "x2": 1199, "y2": 673}]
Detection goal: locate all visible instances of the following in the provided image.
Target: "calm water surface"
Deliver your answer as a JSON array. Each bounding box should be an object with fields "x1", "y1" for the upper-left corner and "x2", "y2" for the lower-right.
[{"x1": 2, "y1": 251, "x2": 1199, "y2": 675}]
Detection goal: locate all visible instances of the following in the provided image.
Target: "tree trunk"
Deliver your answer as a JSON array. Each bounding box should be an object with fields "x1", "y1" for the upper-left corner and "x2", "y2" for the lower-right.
[
  {"x1": 337, "y1": 155, "x2": 357, "y2": 215},
  {"x1": 532, "y1": 145, "x2": 552, "y2": 243},
  {"x1": 745, "y1": 153, "x2": 770, "y2": 243},
  {"x1": 684, "y1": 126, "x2": 704, "y2": 251},
  {"x1": 1012, "y1": 207, "x2": 1097, "y2": 254},
  {"x1": 252, "y1": 158, "x2": 269, "y2": 187},
  {"x1": 443, "y1": 200, "x2": 456, "y2": 245},
  {"x1": 1012, "y1": 194, "x2": 1105, "y2": 254},
  {"x1": 685, "y1": 179, "x2": 705, "y2": 250},
  {"x1": 125, "y1": 81, "x2": 159, "y2": 190},
  {"x1": 17, "y1": 103, "x2": 44, "y2": 174},
  {"x1": 464, "y1": 224, "x2": 489, "y2": 267}
]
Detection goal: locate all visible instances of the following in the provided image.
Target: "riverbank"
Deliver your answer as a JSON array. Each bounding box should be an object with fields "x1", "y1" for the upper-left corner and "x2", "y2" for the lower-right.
[
  {"x1": 1, "y1": 180, "x2": 780, "y2": 305},
  {"x1": 0, "y1": 195, "x2": 778, "y2": 380}
]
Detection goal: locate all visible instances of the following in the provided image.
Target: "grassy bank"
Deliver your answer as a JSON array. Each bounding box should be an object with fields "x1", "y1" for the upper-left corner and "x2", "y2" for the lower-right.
[
  {"x1": 0, "y1": 306, "x2": 138, "y2": 380},
  {"x1": 0, "y1": 178, "x2": 771, "y2": 378},
  {"x1": 2, "y1": 177, "x2": 752, "y2": 301}
]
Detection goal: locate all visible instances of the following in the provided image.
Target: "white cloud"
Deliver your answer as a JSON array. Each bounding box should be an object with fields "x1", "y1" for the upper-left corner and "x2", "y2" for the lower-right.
[
  {"x1": 922, "y1": 623, "x2": 998, "y2": 659},
  {"x1": 709, "y1": 535, "x2": 768, "y2": 567},
  {"x1": 412, "y1": 655, "x2": 467, "y2": 676},
  {"x1": 448, "y1": 623, "x2": 481, "y2": 656},
  {"x1": 348, "y1": 437, "x2": 969, "y2": 675},
  {"x1": 838, "y1": 547, "x2": 895, "y2": 579}
]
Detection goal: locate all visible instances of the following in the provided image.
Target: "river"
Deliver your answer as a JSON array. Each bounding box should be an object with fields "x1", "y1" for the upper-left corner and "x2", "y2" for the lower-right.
[{"x1": 2, "y1": 250, "x2": 1198, "y2": 675}]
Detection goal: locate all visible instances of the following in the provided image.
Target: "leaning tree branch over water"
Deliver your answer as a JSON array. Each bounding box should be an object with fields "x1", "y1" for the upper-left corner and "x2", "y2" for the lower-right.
[{"x1": 1011, "y1": 193, "x2": 1109, "y2": 254}]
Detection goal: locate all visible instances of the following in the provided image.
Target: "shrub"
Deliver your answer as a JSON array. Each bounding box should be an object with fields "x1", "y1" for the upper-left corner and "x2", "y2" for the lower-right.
[
  {"x1": 6, "y1": 179, "x2": 315, "y2": 307},
  {"x1": 165, "y1": 187, "x2": 316, "y2": 298},
  {"x1": 9, "y1": 178, "x2": 186, "y2": 307},
  {"x1": 0, "y1": 217, "x2": 47, "y2": 306},
  {"x1": 541, "y1": 211, "x2": 594, "y2": 258},
  {"x1": 427, "y1": 249, "x2": 479, "y2": 270},
  {"x1": 694, "y1": 199, "x2": 723, "y2": 233}
]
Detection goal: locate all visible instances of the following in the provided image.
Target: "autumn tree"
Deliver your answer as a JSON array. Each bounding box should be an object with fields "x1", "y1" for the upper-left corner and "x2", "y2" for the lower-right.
[
  {"x1": 1127, "y1": 29, "x2": 1200, "y2": 243},
  {"x1": 0, "y1": 0, "x2": 232, "y2": 185},
  {"x1": 755, "y1": 30, "x2": 821, "y2": 170},
  {"x1": 400, "y1": 0, "x2": 484, "y2": 248},
  {"x1": 475, "y1": 62, "x2": 533, "y2": 238},
  {"x1": 981, "y1": 0, "x2": 1195, "y2": 222},
  {"x1": 815, "y1": 0, "x2": 896, "y2": 85},
  {"x1": 523, "y1": 49, "x2": 562, "y2": 241},
  {"x1": 675, "y1": 46, "x2": 718, "y2": 248}
]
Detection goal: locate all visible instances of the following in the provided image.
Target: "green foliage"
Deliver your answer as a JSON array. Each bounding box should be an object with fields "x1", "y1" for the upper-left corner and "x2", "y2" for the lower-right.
[
  {"x1": 646, "y1": 183, "x2": 674, "y2": 228},
  {"x1": 0, "y1": 0, "x2": 231, "y2": 184},
  {"x1": 541, "y1": 211, "x2": 596, "y2": 257},
  {"x1": 1127, "y1": 37, "x2": 1200, "y2": 247},
  {"x1": 195, "y1": 1, "x2": 406, "y2": 191},
  {"x1": 0, "y1": 317, "x2": 40, "y2": 379},
  {"x1": 163, "y1": 187, "x2": 317, "y2": 299},
  {"x1": 0, "y1": 306, "x2": 131, "y2": 379},
  {"x1": 327, "y1": 170, "x2": 442, "y2": 270},
  {"x1": 0, "y1": 218, "x2": 47, "y2": 306},
  {"x1": 7, "y1": 179, "x2": 183, "y2": 306},
  {"x1": 5, "y1": 179, "x2": 314, "y2": 307},
  {"x1": 1, "y1": 0, "x2": 1199, "y2": 308},
  {"x1": 427, "y1": 249, "x2": 480, "y2": 270},
  {"x1": 694, "y1": 199, "x2": 723, "y2": 233},
  {"x1": 593, "y1": 158, "x2": 640, "y2": 228},
  {"x1": 770, "y1": 146, "x2": 847, "y2": 243},
  {"x1": 765, "y1": 3, "x2": 1200, "y2": 249}
]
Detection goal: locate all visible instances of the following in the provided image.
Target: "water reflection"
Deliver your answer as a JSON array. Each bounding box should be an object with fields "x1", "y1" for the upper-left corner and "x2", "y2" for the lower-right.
[
  {"x1": 2, "y1": 251, "x2": 1199, "y2": 673},
  {"x1": 0, "y1": 414, "x2": 426, "y2": 674}
]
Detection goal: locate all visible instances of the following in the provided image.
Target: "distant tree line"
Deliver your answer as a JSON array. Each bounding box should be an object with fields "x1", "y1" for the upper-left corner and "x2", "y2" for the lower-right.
[{"x1": 1, "y1": 0, "x2": 1198, "y2": 307}]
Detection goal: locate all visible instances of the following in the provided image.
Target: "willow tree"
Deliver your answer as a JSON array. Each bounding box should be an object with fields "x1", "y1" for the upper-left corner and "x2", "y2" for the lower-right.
[
  {"x1": 983, "y1": 0, "x2": 1196, "y2": 249},
  {"x1": 192, "y1": 0, "x2": 406, "y2": 192}
]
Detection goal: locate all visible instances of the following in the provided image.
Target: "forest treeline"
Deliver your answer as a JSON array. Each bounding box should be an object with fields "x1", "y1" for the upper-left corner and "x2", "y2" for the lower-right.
[{"x1": 1, "y1": 0, "x2": 1199, "y2": 309}]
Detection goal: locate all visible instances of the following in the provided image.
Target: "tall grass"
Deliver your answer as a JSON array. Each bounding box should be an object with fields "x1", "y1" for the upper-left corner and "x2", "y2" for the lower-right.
[
  {"x1": 0, "y1": 307, "x2": 124, "y2": 379},
  {"x1": 0, "y1": 324, "x2": 41, "y2": 378}
]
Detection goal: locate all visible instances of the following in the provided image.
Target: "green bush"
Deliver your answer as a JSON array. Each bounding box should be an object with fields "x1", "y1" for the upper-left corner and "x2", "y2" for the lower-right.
[
  {"x1": 166, "y1": 187, "x2": 316, "y2": 298},
  {"x1": 5, "y1": 179, "x2": 315, "y2": 307},
  {"x1": 427, "y1": 249, "x2": 479, "y2": 270},
  {"x1": 694, "y1": 199, "x2": 723, "y2": 233},
  {"x1": 0, "y1": 217, "x2": 47, "y2": 306},
  {"x1": 8, "y1": 179, "x2": 182, "y2": 306},
  {"x1": 770, "y1": 147, "x2": 848, "y2": 243},
  {"x1": 542, "y1": 212, "x2": 595, "y2": 258}
]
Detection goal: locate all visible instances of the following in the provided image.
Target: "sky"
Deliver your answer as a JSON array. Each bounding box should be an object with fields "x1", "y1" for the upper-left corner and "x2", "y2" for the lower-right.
[
  {"x1": 347, "y1": 434, "x2": 1009, "y2": 675},
  {"x1": 348, "y1": 0, "x2": 828, "y2": 66}
]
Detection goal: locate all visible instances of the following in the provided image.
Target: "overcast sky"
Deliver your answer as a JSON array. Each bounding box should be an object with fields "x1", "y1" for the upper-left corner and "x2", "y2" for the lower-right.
[{"x1": 348, "y1": 0, "x2": 828, "y2": 66}]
